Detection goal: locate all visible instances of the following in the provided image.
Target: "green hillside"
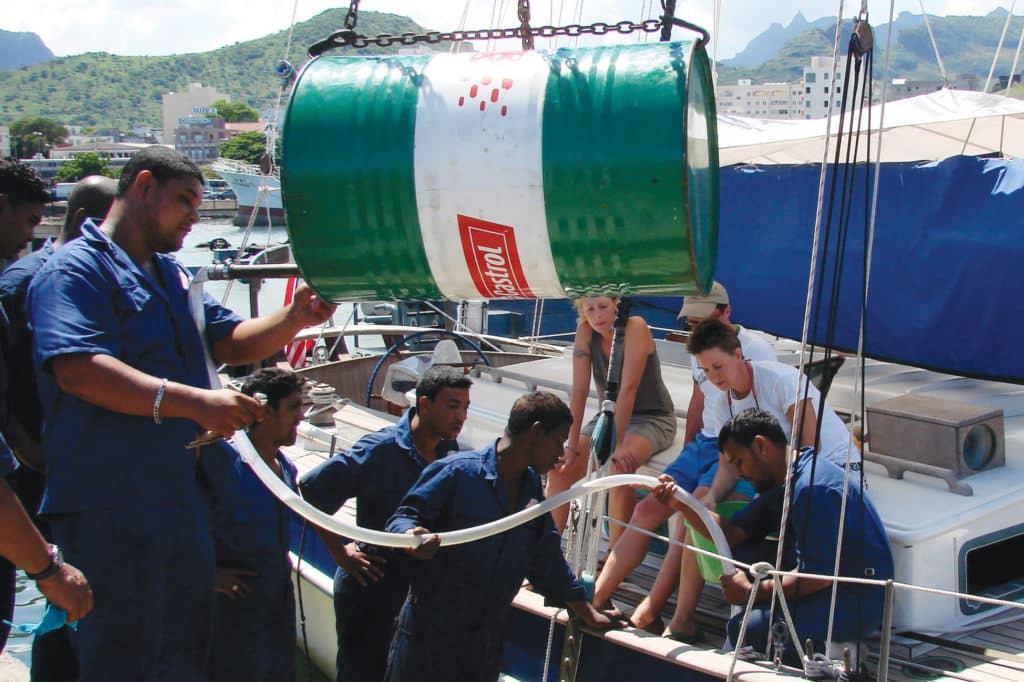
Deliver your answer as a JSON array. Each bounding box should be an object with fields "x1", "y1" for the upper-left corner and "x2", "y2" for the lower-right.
[
  {"x1": 0, "y1": 10, "x2": 443, "y2": 129},
  {"x1": 4, "y1": 9, "x2": 1021, "y2": 128},
  {"x1": 719, "y1": 12, "x2": 1024, "y2": 85}
]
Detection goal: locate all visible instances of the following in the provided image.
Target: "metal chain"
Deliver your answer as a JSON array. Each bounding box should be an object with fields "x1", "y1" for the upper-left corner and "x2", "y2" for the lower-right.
[
  {"x1": 344, "y1": 0, "x2": 360, "y2": 30},
  {"x1": 518, "y1": 0, "x2": 534, "y2": 50},
  {"x1": 308, "y1": 19, "x2": 666, "y2": 56}
]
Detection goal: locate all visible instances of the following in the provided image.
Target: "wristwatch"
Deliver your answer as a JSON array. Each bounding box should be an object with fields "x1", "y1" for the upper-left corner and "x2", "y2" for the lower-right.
[{"x1": 26, "y1": 544, "x2": 63, "y2": 582}]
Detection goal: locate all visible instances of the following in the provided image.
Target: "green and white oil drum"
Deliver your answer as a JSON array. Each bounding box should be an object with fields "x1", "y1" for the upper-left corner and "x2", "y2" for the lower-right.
[{"x1": 282, "y1": 41, "x2": 718, "y2": 301}]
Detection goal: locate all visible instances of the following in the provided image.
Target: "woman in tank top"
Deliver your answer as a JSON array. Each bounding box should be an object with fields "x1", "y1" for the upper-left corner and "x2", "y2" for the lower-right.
[{"x1": 545, "y1": 296, "x2": 676, "y2": 547}]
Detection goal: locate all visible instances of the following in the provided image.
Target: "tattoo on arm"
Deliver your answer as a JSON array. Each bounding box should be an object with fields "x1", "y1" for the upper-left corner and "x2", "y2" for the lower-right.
[{"x1": 573, "y1": 349, "x2": 591, "y2": 359}]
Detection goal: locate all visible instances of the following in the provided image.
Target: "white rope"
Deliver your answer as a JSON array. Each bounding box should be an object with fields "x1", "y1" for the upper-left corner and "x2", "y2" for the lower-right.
[
  {"x1": 541, "y1": 607, "x2": 561, "y2": 681},
  {"x1": 572, "y1": 0, "x2": 585, "y2": 47},
  {"x1": 450, "y1": 0, "x2": 472, "y2": 53},
  {"x1": 487, "y1": 0, "x2": 502, "y2": 52},
  {"x1": 984, "y1": 0, "x2": 1016, "y2": 93},
  {"x1": 1008, "y1": 14, "x2": 1024, "y2": 95},
  {"x1": 218, "y1": 184, "x2": 266, "y2": 307},
  {"x1": 712, "y1": 0, "x2": 722, "y2": 80},
  {"x1": 267, "y1": 0, "x2": 300, "y2": 171},
  {"x1": 555, "y1": 0, "x2": 567, "y2": 48},
  {"x1": 771, "y1": 0, "x2": 847, "y2": 654},
  {"x1": 918, "y1": 0, "x2": 950, "y2": 86}
]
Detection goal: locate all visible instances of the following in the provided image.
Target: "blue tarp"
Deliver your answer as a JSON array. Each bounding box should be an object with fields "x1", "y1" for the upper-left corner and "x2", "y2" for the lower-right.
[{"x1": 717, "y1": 156, "x2": 1024, "y2": 383}]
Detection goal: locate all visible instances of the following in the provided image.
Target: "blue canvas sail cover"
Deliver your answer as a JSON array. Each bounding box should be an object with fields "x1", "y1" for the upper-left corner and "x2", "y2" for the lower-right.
[{"x1": 716, "y1": 156, "x2": 1024, "y2": 383}]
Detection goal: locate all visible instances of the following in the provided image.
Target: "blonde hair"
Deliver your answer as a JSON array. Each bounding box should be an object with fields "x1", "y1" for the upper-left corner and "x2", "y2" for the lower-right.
[{"x1": 574, "y1": 296, "x2": 619, "y2": 325}]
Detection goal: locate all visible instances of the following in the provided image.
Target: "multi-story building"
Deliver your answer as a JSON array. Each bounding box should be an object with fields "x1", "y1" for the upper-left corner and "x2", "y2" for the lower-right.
[
  {"x1": 717, "y1": 79, "x2": 805, "y2": 119},
  {"x1": 802, "y1": 56, "x2": 854, "y2": 119},
  {"x1": 883, "y1": 76, "x2": 984, "y2": 101},
  {"x1": 23, "y1": 142, "x2": 152, "y2": 182},
  {"x1": 161, "y1": 83, "x2": 231, "y2": 149},
  {"x1": 0, "y1": 126, "x2": 10, "y2": 158},
  {"x1": 174, "y1": 112, "x2": 232, "y2": 164},
  {"x1": 65, "y1": 126, "x2": 117, "y2": 147}
]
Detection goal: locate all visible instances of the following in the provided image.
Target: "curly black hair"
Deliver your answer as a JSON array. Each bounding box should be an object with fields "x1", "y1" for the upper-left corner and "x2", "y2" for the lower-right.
[
  {"x1": 507, "y1": 391, "x2": 572, "y2": 437},
  {"x1": 718, "y1": 408, "x2": 788, "y2": 451},
  {"x1": 0, "y1": 159, "x2": 49, "y2": 207},
  {"x1": 241, "y1": 367, "x2": 304, "y2": 410}
]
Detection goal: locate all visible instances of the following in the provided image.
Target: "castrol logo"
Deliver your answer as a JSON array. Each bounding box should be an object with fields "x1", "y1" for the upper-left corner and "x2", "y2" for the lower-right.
[{"x1": 457, "y1": 214, "x2": 535, "y2": 299}]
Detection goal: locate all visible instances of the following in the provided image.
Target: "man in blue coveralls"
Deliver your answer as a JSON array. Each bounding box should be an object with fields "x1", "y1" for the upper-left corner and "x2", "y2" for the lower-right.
[
  {"x1": 385, "y1": 391, "x2": 621, "y2": 682},
  {"x1": 654, "y1": 408, "x2": 893, "y2": 666},
  {"x1": 0, "y1": 174, "x2": 116, "y2": 681},
  {"x1": 200, "y1": 367, "x2": 303, "y2": 682},
  {"x1": 26, "y1": 146, "x2": 335, "y2": 681},
  {"x1": 0, "y1": 159, "x2": 93, "y2": 654},
  {"x1": 300, "y1": 365, "x2": 472, "y2": 682}
]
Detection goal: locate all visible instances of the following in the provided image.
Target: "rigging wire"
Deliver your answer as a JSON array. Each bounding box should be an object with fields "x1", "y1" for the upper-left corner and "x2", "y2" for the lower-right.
[
  {"x1": 1009, "y1": 17, "x2": 1024, "y2": 94},
  {"x1": 767, "y1": 1, "x2": 847, "y2": 654},
  {"x1": 450, "y1": 0, "x2": 473, "y2": 53},
  {"x1": 712, "y1": 0, "x2": 723, "y2": 80},
  {"x1": 984, "y1": 0, "x2": 1016, "y2": 93},
  {"x1": 918, "y1": 0, "x2": 950, "y2": 86}
]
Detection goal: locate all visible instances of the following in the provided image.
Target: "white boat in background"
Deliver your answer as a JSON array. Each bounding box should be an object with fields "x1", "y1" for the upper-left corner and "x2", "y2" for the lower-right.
[{"x1": 210, "y1": 158, "x2": 285, "y2": 227}]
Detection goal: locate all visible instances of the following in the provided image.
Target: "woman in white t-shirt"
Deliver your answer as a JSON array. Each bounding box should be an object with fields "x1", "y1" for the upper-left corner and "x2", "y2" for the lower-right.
[
  {"x1": 655, "y1": 319, "x2": 862, "y2": 643},
  {"x1": 688, "y1": 319, "x2": 862, "y2": 495}
]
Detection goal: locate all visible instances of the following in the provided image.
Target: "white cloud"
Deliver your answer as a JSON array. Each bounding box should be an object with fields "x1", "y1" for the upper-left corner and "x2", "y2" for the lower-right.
[{"x1": 6, "y1": 0, "x2": 1014, "y2": 58}]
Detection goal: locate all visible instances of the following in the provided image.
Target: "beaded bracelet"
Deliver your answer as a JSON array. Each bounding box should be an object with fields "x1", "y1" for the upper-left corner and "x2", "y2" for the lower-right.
[{"x1": 153, "y1": 378, "x2": 168, "y2": 424}]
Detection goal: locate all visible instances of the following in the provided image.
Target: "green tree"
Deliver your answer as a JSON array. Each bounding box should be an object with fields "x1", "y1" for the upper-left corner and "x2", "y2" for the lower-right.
[
  {"x1": 218, "y1": 131, "x2": 266, "y2": 164},
  {"x1": 10, "y1": 116, "x2": 69, "y2": 157},
  {"x1": 54, "y1": 152, "x2": 110, "y2": 182},
  {"x1": 211, "y1": 99, "x2": 259, "y2": 122}
]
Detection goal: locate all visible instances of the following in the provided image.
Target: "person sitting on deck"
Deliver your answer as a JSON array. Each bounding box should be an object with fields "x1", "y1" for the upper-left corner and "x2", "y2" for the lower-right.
[
  {"x1": 592, "y1": 282, "x2": 775, "y2": 632},
  {"x1": 545, "y1": 296, "x2": 676, "y2": 549},
  {"x1": 199, "y1": 367, "x2": 304, "y2": 682},
  {"x1": 653, "y1": 319, "x2": 863, "y2": 642},
  {"x1": 653, "y1": 408, "x2": 893, "y2": 664},
  {"x1": 299, "y1": 365, "x2": 471, "y2": 682},
  {"x1": 384, "y1": 391, "x2": 622, "y2": 682}
]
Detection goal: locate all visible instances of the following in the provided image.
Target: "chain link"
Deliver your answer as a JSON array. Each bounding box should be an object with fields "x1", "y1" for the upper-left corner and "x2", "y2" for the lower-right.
[
  {"x1": 344, "y1": 0, "x2": 360, "y2": 31},
  {"x1": 308, "y1": 19, "x2": 666, "y2": 56},
  {"x1": 518, "y1": 0, "x2": 534, "y2": 51}
]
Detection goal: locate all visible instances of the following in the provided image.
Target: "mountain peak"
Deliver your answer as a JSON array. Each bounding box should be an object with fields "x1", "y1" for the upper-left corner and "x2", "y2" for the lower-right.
[{"x1": 0, "y1": 29, "x2": 54, "y2": 71}]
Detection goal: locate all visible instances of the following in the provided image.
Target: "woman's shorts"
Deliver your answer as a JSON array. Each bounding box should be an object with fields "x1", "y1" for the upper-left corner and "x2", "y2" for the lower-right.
[{"x1": 580, "y1": 411, "x2": 677, "y2": 454}]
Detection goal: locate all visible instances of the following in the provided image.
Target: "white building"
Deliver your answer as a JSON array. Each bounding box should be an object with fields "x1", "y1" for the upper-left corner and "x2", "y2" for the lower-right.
[
  {"x1": 49, "y1": 141, "x2": 151, "y2": 161},
  {"x1": 0, "y1": 126, "x2": 9, "y2": 158},
  {"x1": 802, "y1": 56, "x2": 851, "y2": 119},
  {"x1": 161, "y1": 83, "x2": 231, "y2": 150},
  {"x1": 717, "y1": 79, "x2": 805, "y2": 119},
  {"x1": 64, "y1": 126, "x2": 117, "y2": 147}
]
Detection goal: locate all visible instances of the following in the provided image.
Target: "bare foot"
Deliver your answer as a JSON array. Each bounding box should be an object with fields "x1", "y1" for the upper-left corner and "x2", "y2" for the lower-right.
[
  {"x1": 593, "y1": 599, "x2": 626, "y2": 621},
  {"x1": 629, "y1": 598, "x2": 663, "y2": 634}
]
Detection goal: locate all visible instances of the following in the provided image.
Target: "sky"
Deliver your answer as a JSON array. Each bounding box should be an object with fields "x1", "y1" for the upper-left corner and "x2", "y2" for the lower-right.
[{"x1": 5, "y1": 0, "x2": 1015, "y2": 61}]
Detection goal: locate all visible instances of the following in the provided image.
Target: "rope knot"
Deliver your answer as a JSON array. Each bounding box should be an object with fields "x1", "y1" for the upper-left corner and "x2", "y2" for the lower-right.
[{"x1": 749, "y1": 561, "x2": 774, "y2": 581}]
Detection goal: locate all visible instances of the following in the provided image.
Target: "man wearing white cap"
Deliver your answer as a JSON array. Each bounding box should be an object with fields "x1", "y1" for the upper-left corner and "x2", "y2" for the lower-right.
[{"x1": 592, "y1": 281, "x2": 775, "y2": 633}]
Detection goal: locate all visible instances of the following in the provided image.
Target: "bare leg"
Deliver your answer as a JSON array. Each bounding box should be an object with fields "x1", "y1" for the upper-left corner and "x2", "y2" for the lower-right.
[
  {"x1": 630, "y1": 512, "x2": 688, "y2": 630},
  {"x1": 592, "y1": 494, "x2": 674, "y2": 608},
  {"x1": 666, "y1": 532, "x2": 704, "y2": 638},
  {"x1": 607, "y1": 434, "x2": 655, "y2": 548},
  {"x1": 545, "y1": 434, "x2": 592, "y2": 533}
]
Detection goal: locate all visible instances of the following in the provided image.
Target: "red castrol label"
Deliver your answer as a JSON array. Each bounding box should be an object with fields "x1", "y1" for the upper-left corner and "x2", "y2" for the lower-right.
[{"x1": 413, "y1": 51, "x2": 566, "y2": 300}]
